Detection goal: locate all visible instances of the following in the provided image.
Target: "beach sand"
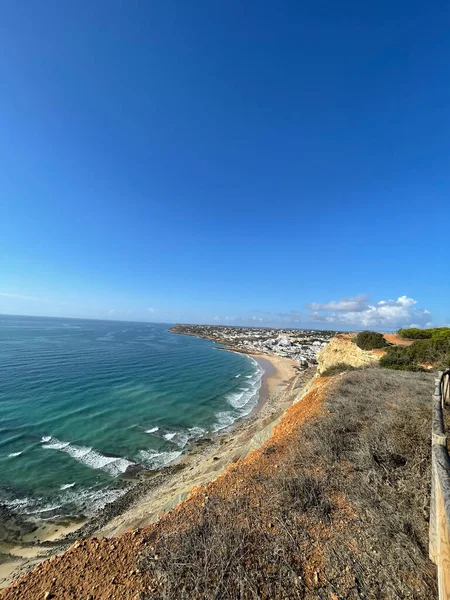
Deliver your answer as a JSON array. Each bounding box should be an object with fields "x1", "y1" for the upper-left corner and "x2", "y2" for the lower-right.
[
  {"x1": 94, "y1": 352, "x2": 303, "y2": 538},
  {"x1": 0, "y1": 352, "x2": 309, "y2": 588},
  {"x1": 0, "y1": 521, "x2": 85, "y2": 587}
]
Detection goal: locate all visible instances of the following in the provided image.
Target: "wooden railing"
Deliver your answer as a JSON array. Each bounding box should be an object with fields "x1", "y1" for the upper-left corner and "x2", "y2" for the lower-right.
[{"x1": 430, "y1": 369, "x2": 450, "y2": 599}]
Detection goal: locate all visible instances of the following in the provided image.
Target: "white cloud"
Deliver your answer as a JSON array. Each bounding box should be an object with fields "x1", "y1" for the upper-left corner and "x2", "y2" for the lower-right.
[
  {"x1": 148, "y1": 307, "x2": 155, "y2": 313},
  {"x1": 108, "y1": 309, "x2": 115, "y2": 315},
  {"x1": 307, "y1": 295, "x2": 368, "y2": 313},
  {"x1": 308, "y1": 295, "x2": 431, "y2": 329}
]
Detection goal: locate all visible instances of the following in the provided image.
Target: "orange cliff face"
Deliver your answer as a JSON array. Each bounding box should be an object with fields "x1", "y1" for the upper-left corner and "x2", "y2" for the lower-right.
[{"x1": 1, "y1": 374, "x2": 332, "y2": 600}]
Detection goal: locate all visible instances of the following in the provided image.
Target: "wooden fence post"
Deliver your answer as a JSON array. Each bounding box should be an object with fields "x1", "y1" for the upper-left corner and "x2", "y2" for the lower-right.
[{"x1": 431, "y1": 371, "x2": 450, "y2": 600}]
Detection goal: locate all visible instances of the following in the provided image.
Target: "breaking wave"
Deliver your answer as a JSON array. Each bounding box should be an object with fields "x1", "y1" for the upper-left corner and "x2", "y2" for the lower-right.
[
  {"x1": 60, "y1": 483, "x2": 75, "y2": 490},
  {"x1": 41, "y1": 437, "x2": 134, "y2": 477},
  {"x1": 212, "y1": 412, "x2": 236, "y2": 432},
  {"x1": 212, "y1": 357, "x2": 264, "y2": 432},
  {"x1": 225, "y1": 363, "x2": 262, "y2": 412},
  {"x1": 138, "y1": 449, "x2": 182, "y2": 469},
  {"x1": 4, "y1": 485, "x2": 128, "y2": 520},
  {"x1": 2, "y1": 319, "x2": 269, "y2": 522},
  {"x1": 146, "y1": 425, "x2": 206, "y2": 449}
]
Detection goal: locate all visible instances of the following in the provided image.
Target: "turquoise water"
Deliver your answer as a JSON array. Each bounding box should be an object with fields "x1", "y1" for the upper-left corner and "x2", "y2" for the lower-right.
[{"x1": 0, "y1": 315, "x2": 262, "y2": 519}]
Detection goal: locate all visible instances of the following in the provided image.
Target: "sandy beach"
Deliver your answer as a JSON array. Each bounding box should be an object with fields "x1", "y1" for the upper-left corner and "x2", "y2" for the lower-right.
[
  {"x1": 0, "y1": 350, "x2": 309, "y2": 588},
  {"x1": 92, "y1": 351, "x2": 303, "y2": 537}
]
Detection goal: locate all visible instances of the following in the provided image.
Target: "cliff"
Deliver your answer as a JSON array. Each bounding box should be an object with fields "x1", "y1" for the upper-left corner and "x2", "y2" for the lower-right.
[
  {"x1": 1, "y1": 373, "x2": 328, "y2": 599},
  {"x1": 1, "y1": 337, "x2": 437, "y2": 599},
  {"x1": 316, "y1": 333, "x2": 382, "y2": 374}
]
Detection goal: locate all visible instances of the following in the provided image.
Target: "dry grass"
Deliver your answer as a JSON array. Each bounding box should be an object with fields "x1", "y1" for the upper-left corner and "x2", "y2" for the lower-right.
[{"x1": 140, "y1": 368, "x2": 437, "y2": 599}]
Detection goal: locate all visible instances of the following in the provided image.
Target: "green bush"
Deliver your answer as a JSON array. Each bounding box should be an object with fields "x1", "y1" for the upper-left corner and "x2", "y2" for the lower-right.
[
  {"x1": 321, "y1": 363, "x2": 359, "y2": 377},
  {"x1": 440, "y1": 355, "x2": 450, "y2": 369},
  {"x1": 380, "y1": 333, "x2": 450, "y2": 371},
  {"x1": 397, "y1": 328, "x2": 433, "y2": 339},
  {"x1": 379, "y1": 348, "x2": 421, "y2": 371},
  {"x1": 397, "y1": 327, "x2": 450, "y2": 340},
  {"x1": 355, "y1": 331, "x2": 388, "y2": 351},
  {"x1": 407, "y1": 340, "x2": 432, "y2": 363},
  {"x1": 431, "y1": 329, "x2": 450, "y2": 341},
  {"x1": 408, "y1": 337, "x2": 450, "y2": 365}
]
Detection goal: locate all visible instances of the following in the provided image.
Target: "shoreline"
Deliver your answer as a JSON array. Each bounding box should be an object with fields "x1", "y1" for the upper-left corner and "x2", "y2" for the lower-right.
[
  {"x1": 84, "y1": 350, "x2": 304, "y2": 538},
  {"x1": 0, "y1": 343, "x2": 306, "y2": 588}
]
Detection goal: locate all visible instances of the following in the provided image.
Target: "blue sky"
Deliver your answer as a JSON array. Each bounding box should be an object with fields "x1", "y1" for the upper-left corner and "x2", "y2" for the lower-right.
[{"x1": 0, "y1": 1, "x2": 449, "y2": 329}]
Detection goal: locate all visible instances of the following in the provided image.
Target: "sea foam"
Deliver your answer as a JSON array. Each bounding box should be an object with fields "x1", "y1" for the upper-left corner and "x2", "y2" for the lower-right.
[
  {"x1": 188, "y1": 426, "x2": 206, "y2": 438},
  {"x1": 163, "y1": 431, "x2": 190, "y2": 448},
  {"x1": 212, "y1": 411, "x2": 236, "y2": 432},
  {"x1": 5, "y1": 485, "x2": 128, "y2": 519},
  {"x1": 41, "y1": 437, "x2": 133, "y2": 477},
  {"x1": 138, "y1": 449, "x2": 182, "y2": 469},
  {"x1": 60, "y1": 483, "x2": 76, "y2": 490},
  {"x1": 213, "y1": 358, "x2": 263, "y2": 431},
  {"x1": 149, "y1": 426, "x2": 204, "y2": 448}
]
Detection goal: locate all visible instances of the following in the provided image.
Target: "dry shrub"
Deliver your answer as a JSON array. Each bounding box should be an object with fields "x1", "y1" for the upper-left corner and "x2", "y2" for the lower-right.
[
  {"x1": 142, "y1": 496, "x2": 307, "y2": 599},
  {"x1": 140, "y1": 368, "x2": 438, "y2": 599},
  {"x1": 309, "y1": 369, "x2": 436, "y2": 598}
]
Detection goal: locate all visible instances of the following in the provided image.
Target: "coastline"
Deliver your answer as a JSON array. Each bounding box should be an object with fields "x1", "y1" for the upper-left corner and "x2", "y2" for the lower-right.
[
  {"x1": 0, "y1": 343, "x2": 306, "y2": 588},
  {"x1": 87, "y1": 350, "x2": 304, "y2": 538},
  {"x1": 1, "y1": 338, "x2": 438, "y2": 599}
]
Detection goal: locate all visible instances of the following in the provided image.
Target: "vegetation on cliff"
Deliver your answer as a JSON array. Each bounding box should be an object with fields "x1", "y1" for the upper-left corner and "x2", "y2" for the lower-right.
[
  {"x1": 354, "y1": 330, "x2": 388, "y2": 350},
  {"x1": 398, "y1": 327, "x2": 450, "y2": 340},
  {"x1": 381, "y1": 327, "x2": 450, "y2": 370},
  {"x1": 137, "y1": 369, "x2": 436, "y2": 599},
  {"x1": 319, "y1": 362, "x2": 359, "y2": 377}
]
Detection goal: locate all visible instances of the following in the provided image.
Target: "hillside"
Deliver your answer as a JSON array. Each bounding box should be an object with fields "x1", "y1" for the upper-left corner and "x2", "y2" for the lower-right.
[{"x1": 0, "y1": 339, "x2": 438, "y2": 599}]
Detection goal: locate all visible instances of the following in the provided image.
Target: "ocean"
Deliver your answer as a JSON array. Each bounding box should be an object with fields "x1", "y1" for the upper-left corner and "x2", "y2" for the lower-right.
[{"x1": 0, "y1": 315, "x2": 262, "y2": 520}]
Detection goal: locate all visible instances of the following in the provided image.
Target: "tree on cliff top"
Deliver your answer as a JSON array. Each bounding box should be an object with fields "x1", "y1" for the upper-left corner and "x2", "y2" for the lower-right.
[{"x1": 355, "y1": 330, "x2": 388, "y2": 351}]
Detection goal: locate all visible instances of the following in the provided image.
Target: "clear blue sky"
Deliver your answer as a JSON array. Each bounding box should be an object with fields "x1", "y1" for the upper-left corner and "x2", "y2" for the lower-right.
[{"x1": 0, "y1": 1, "x2": 449, "y2": 329}]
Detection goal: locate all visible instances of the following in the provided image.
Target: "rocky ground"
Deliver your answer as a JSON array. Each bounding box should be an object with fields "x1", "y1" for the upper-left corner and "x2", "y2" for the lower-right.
[{"x1": 0, "y1": 506, "x2": 37, "y2": 545}]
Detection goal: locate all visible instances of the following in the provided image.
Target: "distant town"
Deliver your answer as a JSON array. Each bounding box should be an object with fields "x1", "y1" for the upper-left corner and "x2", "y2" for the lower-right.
[{"x1": 170, "y1": 324, "x2": 339, "y2": 368}]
